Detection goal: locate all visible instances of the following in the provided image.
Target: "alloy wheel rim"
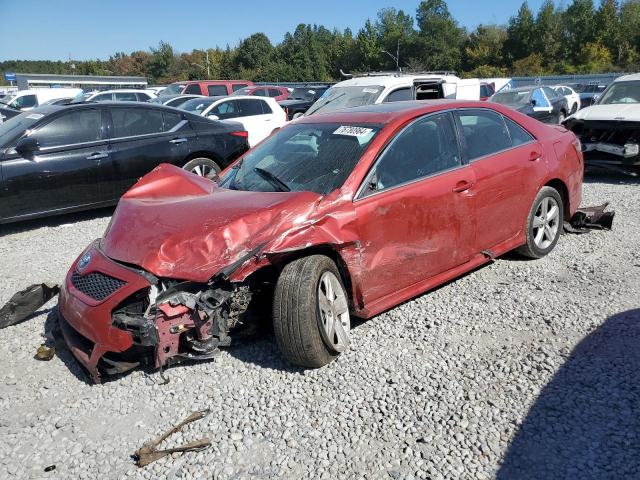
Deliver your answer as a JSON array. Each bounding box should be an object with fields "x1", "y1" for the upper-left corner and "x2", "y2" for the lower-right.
[
  {"x1": 190, "y1": 164, "x2": 214, "y2": 178},
  {"x1": 317, "y1": 271, "x2": 350, "y2": 353},
  {"x1": 532, "y1": 196, "x2": 560, "y2": 249}
]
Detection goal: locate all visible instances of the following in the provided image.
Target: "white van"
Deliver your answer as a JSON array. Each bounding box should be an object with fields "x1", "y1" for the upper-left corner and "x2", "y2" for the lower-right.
[
  {"x1": 0, "y1": 88, "x2": 83, "y2": 111},
  {"x1": 304, "y1": 72, "x2": 481, "y2": 117}
]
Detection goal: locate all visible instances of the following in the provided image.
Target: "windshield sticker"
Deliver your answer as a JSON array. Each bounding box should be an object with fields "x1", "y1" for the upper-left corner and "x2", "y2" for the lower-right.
[
  {"x1": 362, "y1": 88, "x2": 379, "y2": 94},
  {"x1": 334, "y1": 126, "x2": 374, "y2": 137},
  {"x1": 26, "y1": 113, "x2": 44, "y2": 120}
]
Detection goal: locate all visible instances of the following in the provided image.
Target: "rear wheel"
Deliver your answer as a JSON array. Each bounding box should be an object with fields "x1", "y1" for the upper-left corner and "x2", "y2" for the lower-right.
[
  {"x1": 182, "y1": 157, "x2": 221, "y2": 179},
  {"x1": 273, "y1": 255, "x2": 351, "y2": 368},
  {"x1": 516, "y1": 186, "x2": 563, "y2": 259}
]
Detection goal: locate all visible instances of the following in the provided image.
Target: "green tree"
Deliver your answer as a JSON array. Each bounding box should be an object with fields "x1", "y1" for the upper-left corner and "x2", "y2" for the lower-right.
[
  {"x1": 619, "y1": 0, "x2": 640, "y2": 68},
  {"x1": 595, "y1": 0, "x2": 620, "y2": 61},
  {"x1": 463, "y1": 24, "x2": 508, "y2": 71},
  {"x1": 578, "y1": 41, "x2": 614, "y2": 72},
  {"x1": 146, "y1": 41, "x2": 175, "y2": 83},
  {"x1": 534, "y1": 0, "x2": 565, "y2": 69},
  {"x1": 505, "y1": 2, "x2": 536, "y2": 62},
  {"x1": 235, "y1": 33, "x2": 274, "y2": 79},
  {"x1": 374, "y1": 8, "x2": 415, "y2": 70},
  {"x1": 415, "y1": 0, "x2": 466, "y2": 71},
  {"x1": 512, "y1": 52, "x2": 547, "y2": 75},
  {"x1": 564, "y1": 0, "x2": 597, "y2": 64}
]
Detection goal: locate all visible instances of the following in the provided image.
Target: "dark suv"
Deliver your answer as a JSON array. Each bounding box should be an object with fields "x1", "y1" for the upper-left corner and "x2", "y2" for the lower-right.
[
  {"x1": 278, "y1": 85, "x2": 330, "y2": 120},
  {"x1": 0, "y1": 102, "x2": 249, "y2": 223}
]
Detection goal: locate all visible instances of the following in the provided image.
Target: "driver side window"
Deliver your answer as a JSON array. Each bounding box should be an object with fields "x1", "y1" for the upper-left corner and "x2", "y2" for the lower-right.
[
  {"x1": 367, "y1": 112, "x2": 461, "y2": 194},
  {"x1": 211, "y1": 101, "x2": 239, "y2": 119}
]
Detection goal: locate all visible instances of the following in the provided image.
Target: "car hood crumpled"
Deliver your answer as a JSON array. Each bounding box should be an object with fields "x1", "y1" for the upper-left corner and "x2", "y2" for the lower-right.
[
  {"x1": 568, "y1": 103, "x2": 640, "y2": 122},
  {"x1": 100, "y1": 163, "x2": 356, "y2": 283}
]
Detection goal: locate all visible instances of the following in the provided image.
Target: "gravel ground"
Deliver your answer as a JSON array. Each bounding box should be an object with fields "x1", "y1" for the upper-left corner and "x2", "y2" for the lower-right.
[{"x1": 0, "y1": 174, "x2": 638, "y2": 480}]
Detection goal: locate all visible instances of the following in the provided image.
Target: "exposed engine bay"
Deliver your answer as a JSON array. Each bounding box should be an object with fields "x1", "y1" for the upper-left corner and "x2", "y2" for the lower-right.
[{"x1": 565, "y1": 119, "x2": 640, "y2": 167}]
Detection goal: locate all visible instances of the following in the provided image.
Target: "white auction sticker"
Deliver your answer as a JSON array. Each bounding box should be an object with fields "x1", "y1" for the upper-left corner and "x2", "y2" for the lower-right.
[
  {"x1": 333, "y1": 126, "x2": 374, "y2": 137},
  {"x1": 26, "y1": 113, "x2": 44, "y2": 120},
  {"x1": 362, "y1": 88, "x2": 379, "y2": 94}
]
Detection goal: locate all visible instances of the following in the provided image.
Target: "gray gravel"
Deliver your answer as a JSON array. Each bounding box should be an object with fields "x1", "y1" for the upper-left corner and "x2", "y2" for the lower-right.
[{"x1": 0, "y1": 175, "x2": 638, "y2": 480}]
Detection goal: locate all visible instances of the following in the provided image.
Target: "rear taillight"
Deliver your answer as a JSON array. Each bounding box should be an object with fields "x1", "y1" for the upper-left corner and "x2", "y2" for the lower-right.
[{"x1": 230, "y1": 131, "x2": 249, "y2": 138}]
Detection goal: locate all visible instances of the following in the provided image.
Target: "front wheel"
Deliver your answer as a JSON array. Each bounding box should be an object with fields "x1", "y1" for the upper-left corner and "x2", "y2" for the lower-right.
[
  {"x1": 516, "y1": 186, "x2": 563, "y2": 259},
  {"x1": 273, "y1": 255, "x2": 351, "y2": 368},
  {"x1": 182, "y1": 157, "x2": 221, "y2": 179}
]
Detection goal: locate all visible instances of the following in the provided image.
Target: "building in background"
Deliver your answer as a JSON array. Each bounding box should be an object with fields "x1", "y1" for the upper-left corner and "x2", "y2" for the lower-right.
[{"x1": 14, "y1": 73, "x2": 147, "y2": 91}]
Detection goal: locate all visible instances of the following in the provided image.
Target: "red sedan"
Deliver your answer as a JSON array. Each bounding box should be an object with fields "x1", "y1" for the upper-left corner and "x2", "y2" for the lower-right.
[{"x1": 58, "y1": 100, "x2": 583, "y2": 382}]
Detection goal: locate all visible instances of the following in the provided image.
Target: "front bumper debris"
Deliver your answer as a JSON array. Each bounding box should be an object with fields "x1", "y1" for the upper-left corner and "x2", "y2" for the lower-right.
[{"x1": 565, "y1": 203, "x2": 615, "y2": 234}]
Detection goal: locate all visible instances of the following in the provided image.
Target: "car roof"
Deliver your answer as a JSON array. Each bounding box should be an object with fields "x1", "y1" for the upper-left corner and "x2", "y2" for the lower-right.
[
  {"x1": 494, "y1": 86, "x2": 540, "y2": 93},
  {"x1": 332, "y1": 74, "x2": 460, "y2": 89},
  {"x1": 614, "y1": 73, "x2": 640, "y2": 82},
  {"x1": 295, "y1": 100, "x2": 493, "y2": 125}
]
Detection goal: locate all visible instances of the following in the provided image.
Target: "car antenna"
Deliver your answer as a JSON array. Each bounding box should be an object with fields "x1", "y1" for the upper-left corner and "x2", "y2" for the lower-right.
[{"x1": 340, "y1": 69, "x2": 353, "y2": 79}]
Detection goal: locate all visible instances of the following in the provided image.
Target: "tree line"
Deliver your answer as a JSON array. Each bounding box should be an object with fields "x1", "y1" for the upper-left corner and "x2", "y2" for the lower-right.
[{"x1": 2, "y1": 0, "x2": 639, "y2": 86}]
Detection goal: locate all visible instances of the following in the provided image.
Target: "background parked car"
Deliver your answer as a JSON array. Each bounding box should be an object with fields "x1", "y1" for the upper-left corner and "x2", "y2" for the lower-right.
[
  {"x1": 279, "y1": 85, "x2": 330, "y2": 119},
  {"x1": 552, "y1": 85, "x2": 581, "y2": 113},
  {"x1": 0, "y1": 88, "x2": 83, "y2": 123},
  {"x1": 489, "y1": 86, "x2": 568, "y2": 124},
  {"x1": 82, "y1": 89, "x2": 157, "y2": 102},
  {"x1": 150, "y1": 94, "x2": 205, "y2": 108},
  {"x1": 160, "y1": 80, "x2": 254, "y2": 97},
  {"x1": 179, "y1": 95, "x2": 286, "y2": 146},
  {"x1": 147, "y1": 86, "x2": 167, "y2": 96},
  {"x1": 232, "y1": 85, "x2": 290, "y2": 102},
  {"x1": 568, "y1": 83, "x2": 607, "y2": 108},
  {"x1": 0, "y1": 102, "x2": 249, "y2": 223}
]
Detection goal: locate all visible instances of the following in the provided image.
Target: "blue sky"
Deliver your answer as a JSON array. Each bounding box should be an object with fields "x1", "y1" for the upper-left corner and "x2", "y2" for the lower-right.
[{"x1": 1, "y1": 0, "x2": 548, "y2": 61}]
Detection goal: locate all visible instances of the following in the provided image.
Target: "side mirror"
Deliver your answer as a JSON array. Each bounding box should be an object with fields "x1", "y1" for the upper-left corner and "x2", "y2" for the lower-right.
[
  {"x1": 368, "y1": 171, "x2": 378, "y2": 191},
  {"x1": 531, "y1": 99, "x2": 537, "y2": 106},
  {"x1": 207, "y1": 114, "x2": 219, "y2": 120},
  {"x1": 15, "y1": 136, "x2": 40, "y2": 157}
]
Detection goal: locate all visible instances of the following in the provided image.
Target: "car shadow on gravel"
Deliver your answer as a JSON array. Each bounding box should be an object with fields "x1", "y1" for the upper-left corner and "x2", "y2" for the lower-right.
[
  {"x1": 583, "y1": 169, "x2": 640, "y2": 185},
  {"x1": 0, "y1": 207, "x2": 114, "y2": 237},
  {"x1": 497, "y1": 308, "x2": 640, "y2": 479}
]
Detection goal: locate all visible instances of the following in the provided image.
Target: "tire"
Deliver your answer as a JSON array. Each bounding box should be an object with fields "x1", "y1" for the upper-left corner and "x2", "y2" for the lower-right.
[
  {"x1": 557, "y1": 110, "x2": 566, "y2": 124},
  {"x1": 182, "y1": 157, "x2": 221, "y2": 179},
  {"x1": 516, "y1": 186, "x2": 564, "y2": 259},
  {"x1": 570, "y1": 104, "x2": 577, "y2": 115},
  {"x1": 273, "y1": 255, "x2": 351, "y2": 368}
]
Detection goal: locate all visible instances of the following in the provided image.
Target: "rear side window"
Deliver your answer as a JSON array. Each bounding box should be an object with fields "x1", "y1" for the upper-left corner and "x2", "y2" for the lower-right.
[
  {"x1": 136, "y1": 92, "x2": 152, "y2": 101},
  {"x1": 260, "y1": 100, "x2": 273, "y2": 114},
  {"x1": 35, "y1": 109, "x2": 103, "y2": 147},
  {"x1": 92, "y1": 93, "x2": 112, "y2": 102},
  {"x1": 252, "y1": 89, "x2": 267, "y2": 96},
  {"x1": 210, "y1": 100, "x2": 239, "y2": 119},
  {"x1": 237, "y1": 99, "x2": 264, "y2": 117},
  {"x1": 111, "y1": 108, "x2": 163, "y2": 137},
  {"x1": 505, "y1": 117, "x2": 534, "y2": 146},
  {"x1": 184, "y1": 84, "x2": 202, "y2": 95},
  {"x1": 163, "y1": 112, "x2": 183, "y2": 131},
  {"x1": 15, "y1": 94, "x2": 38, "y2": 108},
  {"x1": 455, "y1": 110, "x2": 512, "y2": 160},
  {"x1": 383, "y1": 88, "x2": 412, "y2": 103},
  {"x1": 232, "y1": 83, "x2": 248, "y2": 92},
  {"x1": 268, "y1": 89, "x2": 281, "y2": 97},
  {"x1": 207, "y1": 85, "x2": 228, "y2": 96},
  {"x1": 371, "y1": 112, "x2": 461, "y2": 192},
  {"x1": 115, "y1": 92, "x2": 138, "y2": 101}
]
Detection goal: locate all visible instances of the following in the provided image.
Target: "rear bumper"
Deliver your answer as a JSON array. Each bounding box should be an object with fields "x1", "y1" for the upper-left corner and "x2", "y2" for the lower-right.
[{"x1": 58, "y1": 241, "x2": 151, "y2": 382}]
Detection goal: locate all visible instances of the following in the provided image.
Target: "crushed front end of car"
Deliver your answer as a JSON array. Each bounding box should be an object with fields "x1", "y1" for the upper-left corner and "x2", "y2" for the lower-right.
[
  {"x1": 58, "y1": 240, "x2": 256, "y2": 383},
  {"x1": 565, "y1": 118, "x2": 640, "y2": 168}
]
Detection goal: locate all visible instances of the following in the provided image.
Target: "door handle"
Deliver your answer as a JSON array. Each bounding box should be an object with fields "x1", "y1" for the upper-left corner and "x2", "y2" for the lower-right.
[
  {"x1": 452, "y1": 180, "x2": 473, "y2": 193},
  {"x1": 169, "y1": 137, "x2": 187, "y2": 144},
  {"x1": 528, "y1": 150, "x2": 542, "y2": 161},
  {"x1": 86, "y1": 152, "x2": 108, "y2": 160}
]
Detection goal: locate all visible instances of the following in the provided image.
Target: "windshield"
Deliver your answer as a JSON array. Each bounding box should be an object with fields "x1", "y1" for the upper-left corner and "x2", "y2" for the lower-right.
[
  {"x1": 288, "y1": 88, "x2": 319, "y2": 100},
  {"x1": 490, "y1": 90, "x2": 531, "y2": 107},
  {"x1": 597, "y1": 81, "x2": 640, "y2": 105},
  {"x1": 306, "y1": 85, "x2": 384, "y2": 116},
  {"x1": 0, "y1": 94, "x2": 17, "y2": 107},
  {"x1": 179, "y1": 97, "x2": 216, "y2": 113},
  {"x1": 161, "y1": 84, "x2": 185, "y2": 96},
  {"x1": 220, "y1": 123, "x2": 380, "y2": 195},
  {"x1": 0, "y1": 112, "x2": 43, "y2": 148}
]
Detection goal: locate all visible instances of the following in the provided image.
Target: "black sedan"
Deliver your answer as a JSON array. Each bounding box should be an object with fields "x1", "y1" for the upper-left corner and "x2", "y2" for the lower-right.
[
  {"x1": 0, "y1": 102, "x2": 249, "y2": 224},
  {"x1": 278, "y1": 85, "x2": 330, "y2": 120},
  {"x1": 489, "y1": 86, "x2": 569, "y2": 124}
]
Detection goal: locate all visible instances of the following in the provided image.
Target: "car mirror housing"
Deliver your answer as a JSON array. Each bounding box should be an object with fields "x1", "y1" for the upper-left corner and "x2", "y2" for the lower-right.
[
  {"x1": 207, "y1": 114, "x2": 219, "y2": 120},
  {"x1": 15, "y1": 136, "x2": 40, "y2": 157},
  {"x1": 531, "y1": 99, "x2": 537, "y2": 106}
]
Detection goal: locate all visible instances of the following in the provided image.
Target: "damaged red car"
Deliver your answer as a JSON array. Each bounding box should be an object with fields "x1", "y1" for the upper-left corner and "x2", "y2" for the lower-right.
[{"x1": 57, "y1": 100, "x2": 583, "y2": 382}]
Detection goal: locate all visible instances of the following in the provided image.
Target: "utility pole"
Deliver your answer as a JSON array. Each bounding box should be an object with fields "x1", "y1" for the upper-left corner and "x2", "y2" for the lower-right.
[{"x1": 382, "y1": 39, "x2": 401, "y2": 72}]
